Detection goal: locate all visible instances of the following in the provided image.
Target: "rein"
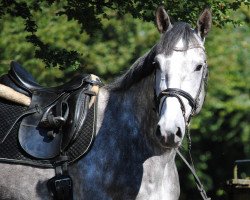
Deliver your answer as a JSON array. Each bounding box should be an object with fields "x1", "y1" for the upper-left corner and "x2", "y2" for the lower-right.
[
  {"x1": 155, "y1": 46, "x2": 211, "y2": 200},
  {"x1": 176, "y1": 149, "x2": 211, "y2": 200}
]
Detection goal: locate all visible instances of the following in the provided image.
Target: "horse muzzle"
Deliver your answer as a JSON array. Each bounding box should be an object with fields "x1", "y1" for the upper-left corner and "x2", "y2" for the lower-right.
[{"x1": 155, "y1": 125, "x2": 183, "y2": 148}]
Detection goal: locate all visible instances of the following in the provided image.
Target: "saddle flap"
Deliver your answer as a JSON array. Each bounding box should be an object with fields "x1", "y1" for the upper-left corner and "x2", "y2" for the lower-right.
[
  {"x1": 18, "y1": 92, "x2": 65, "y2": 159},
  {"x1": 60, "y1": 87, "x2": 91, "y2": 151},
  {"x1": 18, "y1": 121, "x2": 62, "y2": 159},
  {"x1": 18, "y1": 87, "x2": 92, "y2": 159}
]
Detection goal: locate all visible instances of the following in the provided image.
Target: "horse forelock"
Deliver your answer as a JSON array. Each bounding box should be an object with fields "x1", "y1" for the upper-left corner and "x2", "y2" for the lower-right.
[{"x1": 158, "y1": 22, "x2": 201, "y2": 54}]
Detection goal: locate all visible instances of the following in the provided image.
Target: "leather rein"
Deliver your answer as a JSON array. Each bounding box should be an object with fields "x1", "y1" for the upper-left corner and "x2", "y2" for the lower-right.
[{"x1": 155, "y1": 46, "x2": 211, "y2": 200}]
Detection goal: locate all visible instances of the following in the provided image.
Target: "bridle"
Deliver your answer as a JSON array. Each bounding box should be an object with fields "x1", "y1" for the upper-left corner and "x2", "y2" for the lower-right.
[
  {"x1": 156, "y1": 45, "x2": 207, "y2": 127},
  {"x1": 154, "y1": 45, "x2": 207, "y2": 147},
  {"x1": 154, "y1": 46, "x2": 211, "y2": 200}
]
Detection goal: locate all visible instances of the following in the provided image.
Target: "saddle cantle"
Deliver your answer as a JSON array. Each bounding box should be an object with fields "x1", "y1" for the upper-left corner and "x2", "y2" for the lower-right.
[
  {"x1": 0, "y1": 61, "x2": 102, "y2": 159},
  {"x1": 8, "y1": 62, "x2": 91, "y2": 93}
]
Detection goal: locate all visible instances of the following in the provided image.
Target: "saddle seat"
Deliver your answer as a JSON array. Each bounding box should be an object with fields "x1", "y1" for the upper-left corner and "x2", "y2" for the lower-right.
[
  {"x1": 0, "y1": 61, "x2": 102, "y2": 160},
  {"x1": 9, "y1": 61, "x2": 91, "y2": 94}
]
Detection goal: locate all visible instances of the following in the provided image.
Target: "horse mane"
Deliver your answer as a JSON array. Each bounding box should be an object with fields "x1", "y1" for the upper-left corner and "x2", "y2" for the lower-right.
[
  {"x1": 107, "y1": 47, "x2": 156, "y2": 91},
  {"x1": 108, "y1": 22, "x2": 199, "y2": 91}
]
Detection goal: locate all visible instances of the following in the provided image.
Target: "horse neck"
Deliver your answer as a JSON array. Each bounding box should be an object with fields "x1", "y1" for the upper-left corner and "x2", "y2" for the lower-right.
[
  {"x1": 112, "y1": 74, "x2": 157, "y2": 130},
  {"x1": 98, "y1": 72, "x2": 158, "y2": 154},
  {"x1": 96, "y1": 75, "x2": 176, "y2": 169}
]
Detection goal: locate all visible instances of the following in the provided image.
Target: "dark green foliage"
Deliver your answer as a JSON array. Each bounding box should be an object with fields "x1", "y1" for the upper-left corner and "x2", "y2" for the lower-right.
[
  {"x1": 26, "y1": 34, "x2": 80, "y2": 69},
  {"x1": 0, "y1": 0, "x2": 248, "y2": 68}
]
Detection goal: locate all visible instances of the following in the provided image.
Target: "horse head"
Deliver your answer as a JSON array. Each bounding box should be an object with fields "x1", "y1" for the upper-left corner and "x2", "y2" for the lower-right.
[{"x1": 154, "y1": 6, "x2": 212, "y2": 149}]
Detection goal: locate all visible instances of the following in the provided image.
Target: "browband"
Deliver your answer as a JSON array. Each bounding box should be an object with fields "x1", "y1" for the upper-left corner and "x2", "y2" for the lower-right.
[{"x1": 173, "y1": 45, "x2": 205, "y2": 52}]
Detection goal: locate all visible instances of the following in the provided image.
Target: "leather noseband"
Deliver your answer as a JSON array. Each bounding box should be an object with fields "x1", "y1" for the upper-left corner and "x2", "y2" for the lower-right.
[{"x1": 157, "y1": 88, "x2": 196, "y2": 122}]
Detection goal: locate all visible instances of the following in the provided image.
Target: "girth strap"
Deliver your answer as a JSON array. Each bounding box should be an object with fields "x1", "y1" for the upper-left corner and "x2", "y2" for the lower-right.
[
  {"x1": 47, "y1": 155, "x2": 73, "y2": 200},
  {"x1": 176, "y1": 149, "x2": 211, "y2": 200}
]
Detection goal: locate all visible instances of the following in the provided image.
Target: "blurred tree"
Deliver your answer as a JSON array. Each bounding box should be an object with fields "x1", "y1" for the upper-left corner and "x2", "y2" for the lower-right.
[
  {"x1": 0, "y1": 0, "x2": 249, "y2": 69},
  {"x1": 179, "y1": 5, "x2": 250, "y2": 199},
  {"x1": 0, "y1": 2, "x2": 158, "y2": 84}
]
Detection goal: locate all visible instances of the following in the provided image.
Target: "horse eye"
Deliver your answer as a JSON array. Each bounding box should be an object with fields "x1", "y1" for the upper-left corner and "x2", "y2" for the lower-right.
[
  {"x1": 195, "y1": 64, "x2": 203, "y2": 71},
  {"x1": 153, "y1": 61, "x2": 160, "y2": 69}
]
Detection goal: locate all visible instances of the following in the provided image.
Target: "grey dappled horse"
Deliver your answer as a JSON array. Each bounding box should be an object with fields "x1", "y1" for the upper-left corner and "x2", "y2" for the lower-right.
[{"x1": 0, "y1": 7, "x2": 211, "y2": 200}]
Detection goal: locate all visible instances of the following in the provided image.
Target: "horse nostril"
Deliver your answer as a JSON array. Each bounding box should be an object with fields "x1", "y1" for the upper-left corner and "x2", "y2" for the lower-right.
[
  {"x1": 156, "y1": 125, "x2": 161, "y2": 138},
  {"x1": 176, "y1": 127, "x2": 182, "y2": 138}
]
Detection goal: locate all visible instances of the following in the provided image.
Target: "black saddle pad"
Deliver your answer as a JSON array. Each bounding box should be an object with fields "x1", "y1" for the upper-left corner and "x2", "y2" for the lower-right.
[{"x1": 0, "y1": 97, "x2": 97, "y2": 168}]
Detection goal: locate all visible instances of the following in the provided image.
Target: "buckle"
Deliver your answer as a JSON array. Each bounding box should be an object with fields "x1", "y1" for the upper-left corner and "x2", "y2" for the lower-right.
[
  {"x1": 55, "y1": 176, "x2": 72, "y2": 189},
  {"x1": 47, "y1": 174, "x2": 73, "y2": 200}
]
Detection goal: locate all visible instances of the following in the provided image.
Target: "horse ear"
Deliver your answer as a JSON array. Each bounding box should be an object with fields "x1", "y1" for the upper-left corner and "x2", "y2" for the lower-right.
[
  {"x1": 155, "y1": 6, "x2": 172, "y2": 33},
  {"x1": 196, "y1": 8, "x2": 212, "y2": 39}
]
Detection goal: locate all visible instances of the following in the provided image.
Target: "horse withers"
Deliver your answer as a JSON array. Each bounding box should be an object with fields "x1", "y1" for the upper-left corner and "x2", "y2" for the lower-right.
[{"x1": 0, "y1": 6, "x2": 211, "y2": 200}]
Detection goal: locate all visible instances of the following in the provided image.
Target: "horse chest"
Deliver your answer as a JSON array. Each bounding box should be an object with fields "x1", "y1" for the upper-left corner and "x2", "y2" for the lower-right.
[
  {"x1": 136, "y1": 154, "x2": 180, "y2": 200},
  {"x1": 67, "y1": 126, "x2": 152, "y2": 199}
]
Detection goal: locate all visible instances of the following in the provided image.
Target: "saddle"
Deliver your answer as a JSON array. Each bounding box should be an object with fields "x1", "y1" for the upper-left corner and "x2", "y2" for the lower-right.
[{"x1": 0, "y1": 61, "x2": 102, "y2": 159}]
